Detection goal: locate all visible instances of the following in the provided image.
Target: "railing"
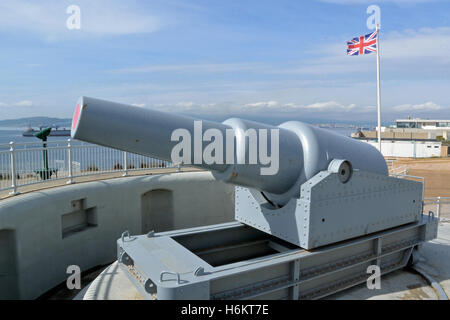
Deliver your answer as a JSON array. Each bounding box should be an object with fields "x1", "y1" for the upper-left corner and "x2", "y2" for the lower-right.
[
  {"x1": 424, "y1": 197, "x2": 450, "y2": 219},
  {"x1": 386, "y1": 159, "x2": 397, "y2": 171},
  {"x1": 390, "y1": 165, "x2": 408, "y2": 175},
  {"x1": 0, "y1": 139, "x2": 176, "y2": 195},
  {"x1": 386, "y1": 158, "x2": 409, "y2": 175},
  {"x1": 387, "y1": 161, "x2": 449, "y2": 219}
]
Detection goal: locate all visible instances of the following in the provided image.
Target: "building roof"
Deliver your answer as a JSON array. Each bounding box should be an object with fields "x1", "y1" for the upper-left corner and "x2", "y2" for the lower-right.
[{"x1": 396, "y1": 119, "x2": 450, "y2": 122}]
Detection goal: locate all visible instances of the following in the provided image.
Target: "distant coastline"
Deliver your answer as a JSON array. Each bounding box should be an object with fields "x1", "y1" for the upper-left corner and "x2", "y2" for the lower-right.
[{"x1": 0, "y1": 116, "x2": 71, "y2": 128}]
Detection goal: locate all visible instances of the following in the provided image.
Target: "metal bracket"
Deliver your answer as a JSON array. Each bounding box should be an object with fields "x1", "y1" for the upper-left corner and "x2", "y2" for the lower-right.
[
  {"x1": 121, "y1": 230, "x2": 137, "y2": 242},
  {"x1": 160, "y1": 271, "x2": 181, "y2": 284}
]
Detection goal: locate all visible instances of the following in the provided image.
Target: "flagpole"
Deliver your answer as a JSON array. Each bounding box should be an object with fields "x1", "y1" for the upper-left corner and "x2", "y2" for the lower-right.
[{"x1": 376, "y1": 23, "x2": 382, "y2": 153}]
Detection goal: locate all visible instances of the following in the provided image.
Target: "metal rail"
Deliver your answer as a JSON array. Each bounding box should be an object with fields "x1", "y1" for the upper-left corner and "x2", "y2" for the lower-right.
[
  {"x1": 423, "y1": 196, "x2": 450, "y2": 219},
  {"x1": 0, "y1": 139, "x2": 175, "y2": 195},
  {"x1": 389, "y1": 164, "x2": 408, "y2": 175}
]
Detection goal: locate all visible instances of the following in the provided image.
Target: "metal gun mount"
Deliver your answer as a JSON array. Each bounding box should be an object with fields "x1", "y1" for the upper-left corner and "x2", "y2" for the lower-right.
[{"x1": 72, "y1": 96, "x2": 438, "y2": 300}]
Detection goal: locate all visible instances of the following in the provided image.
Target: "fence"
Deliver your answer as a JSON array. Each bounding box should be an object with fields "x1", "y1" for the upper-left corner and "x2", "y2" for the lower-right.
[
  {"x1": 0, "y1": 139, "x2": 175, "y2": 195},
  {"x1": 386, "y1": 159, "x2": 396, "y2": 171},
  {"x1": 389, "y1": 165, "x2": 408, "y2": 175},
  {"x1": 424, "y1": 197, "x2": 450, "y2": 219},
  {"x1": 386, "y1": 159, "x2": 409, "y2": 175}
]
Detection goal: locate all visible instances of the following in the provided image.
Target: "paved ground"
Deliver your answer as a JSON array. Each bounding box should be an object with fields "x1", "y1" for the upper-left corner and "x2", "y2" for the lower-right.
[{"x1": 390, "y1": 157, "x2": 450, "y2": 198}]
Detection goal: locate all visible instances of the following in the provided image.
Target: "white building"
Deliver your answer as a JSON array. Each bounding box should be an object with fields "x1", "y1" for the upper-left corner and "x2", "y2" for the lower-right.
[
  {"x1": 360, "y1": 118, "x2": 450, "y2": 157},
  {"x1": 362, "y1": 139, "x2": 443, "y2": 158},
  {"x1": 395, "y1": 119, "x2": 450, "y2": 130}
]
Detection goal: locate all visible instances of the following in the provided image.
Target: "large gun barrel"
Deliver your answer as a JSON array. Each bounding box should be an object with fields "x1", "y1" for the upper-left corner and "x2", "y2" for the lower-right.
[{"x1": 71, "y1": 96, "x2": 387, "y2": 205}]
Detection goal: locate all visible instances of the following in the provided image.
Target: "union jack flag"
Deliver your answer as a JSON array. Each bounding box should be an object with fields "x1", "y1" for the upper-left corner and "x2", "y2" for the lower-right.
[{"x1": 347, "y1": 30, "x2": 378, "y2": 56}]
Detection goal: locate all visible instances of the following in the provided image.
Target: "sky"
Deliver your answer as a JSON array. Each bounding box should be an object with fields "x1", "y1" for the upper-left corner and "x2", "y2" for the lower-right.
[{"x1": 0, "y1": 0, "x2": 449, "y2": 124}]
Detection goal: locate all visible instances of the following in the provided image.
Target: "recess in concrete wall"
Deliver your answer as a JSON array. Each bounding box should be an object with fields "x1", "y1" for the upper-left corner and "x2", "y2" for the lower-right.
[
  {"x1": 61, "y1": 198, "x2": 98, "y2": 238},
  {"x1": 0, "y1": 229, "x2": 19, "y2": 299},
  {"x1": 141, "y1": 189, "x2": 174, "y2": 233}
]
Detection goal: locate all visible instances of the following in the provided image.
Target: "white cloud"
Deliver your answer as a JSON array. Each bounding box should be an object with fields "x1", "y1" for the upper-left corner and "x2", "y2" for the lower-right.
[
  {"x1": 243, "y1": 101, "x2": 361, "y2": 113},
  {"x1": 153, "y1": 101, "x2": 218, "y2": 113},
  {"x1": 300, "y1": 101, "x2": 357, "y2": 111},
  {"x1": 124, "y1": 99, "x2": 448, "y2": 123},
  {"x1": 13, "y1": 100, "x2": 33, "y2": 107},
  {"x1": 131, "y1": 103, "x2": 146, "y2": 108},
  {"x1": 244, "y1": 101, "x2": 279, "y2": 108},
  {"x1": 284, "y1": 101, "x2": 377, "y2": 113},
  {"x1": 0, "y1": 100, "x2": 33, "y2": 107},
  {"x1": 393, "y1": 101, "x2": 444, "y2": 112},
  {"x1": 148, "y1": 100, "x2": 373, "y2": 115}
]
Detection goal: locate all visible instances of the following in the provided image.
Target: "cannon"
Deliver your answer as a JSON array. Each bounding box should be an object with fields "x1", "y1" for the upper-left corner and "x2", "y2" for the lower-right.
[
  {"x1": 71, "y1": 96, "x2": 438, "y2": 299},
  {"x1": 72, "y1": 96, "x2": 387, "y2": 206}
]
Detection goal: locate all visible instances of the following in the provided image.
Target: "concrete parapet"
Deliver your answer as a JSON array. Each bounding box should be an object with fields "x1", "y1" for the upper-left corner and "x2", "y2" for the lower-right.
[{"x1": 0, "y1": 171, "x2": 234, "y2": 299}]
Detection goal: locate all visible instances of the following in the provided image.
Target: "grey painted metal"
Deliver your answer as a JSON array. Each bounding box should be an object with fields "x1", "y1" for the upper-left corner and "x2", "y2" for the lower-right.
[
  {"x1": 117, "y1": 215, "x2": 438, "y2": 300},
  {"x1": 114, "y1": 168, "x2": 435, "y2": 300},
  {"x1": 266, "y1": 121, "x2": 388, "y2": 204},
  {"x1": 71, "y1": 96, "x2": 387, "y2": 204},
  {"x1": 236, "y1": 169, "x2": 423, "y2": 249},
  {"x1": 71, "y1": 96, "x2": 228, "y2": 172},
  {"x1": 390, "y1": 173, "x2": 425, "y2": 202},
  {"x1": 327, "y1": 159, "x2": 352, "y2": 183},
  {"x1": 211, "y1": 117, "x2": 304, "y2": 198}
]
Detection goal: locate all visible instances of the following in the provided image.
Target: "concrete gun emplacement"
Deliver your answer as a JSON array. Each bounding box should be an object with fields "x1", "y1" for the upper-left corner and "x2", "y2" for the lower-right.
[{"x1": 71, "y1": 96, "x2": 438, "y2": 300}]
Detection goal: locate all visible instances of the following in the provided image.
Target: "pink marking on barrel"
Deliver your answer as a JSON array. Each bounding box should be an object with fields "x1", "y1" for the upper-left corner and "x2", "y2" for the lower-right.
[{"x1": 72, "y1": 103, "x2": 80, "y2": 129}]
